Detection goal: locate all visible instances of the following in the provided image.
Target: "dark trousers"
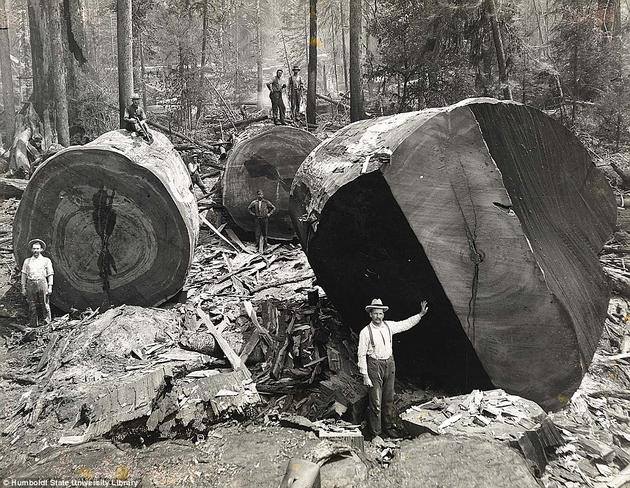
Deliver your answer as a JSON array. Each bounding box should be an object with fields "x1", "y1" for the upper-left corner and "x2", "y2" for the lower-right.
[
  {"x1": 191, "y1": 172, "x2": 208, "y2": 194},
  {"x1": 367, "y1": 356, "x2": 396, "y2": 437},
  {"x1": 290, "y1": 92, "x2": 301, "y2": 120},
  {"x1": 255, "y1": 217, "x2": 269, "y2": 246},
  {"x1": 270, "y1": 92, "x2": 286, "y2": 124},
  {"x1": 26, "y1": 279, "x2": 51, "y2": 327}
]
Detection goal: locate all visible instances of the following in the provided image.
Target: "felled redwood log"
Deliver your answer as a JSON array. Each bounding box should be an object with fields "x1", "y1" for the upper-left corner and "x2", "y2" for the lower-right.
[
  {"x1": 13, "y1": 130, "x2": 199, "y2": 311},
  {"x1": 223, "y1": 126, "x2": 319, "y2": 240},
  {"x1": 290, "y1": 98, "x2": 616, "y2": 410}
]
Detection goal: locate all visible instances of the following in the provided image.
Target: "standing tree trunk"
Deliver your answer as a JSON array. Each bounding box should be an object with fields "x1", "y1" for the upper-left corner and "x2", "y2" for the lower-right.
[
  {"x1": 339, "y1": 0, "x2": 349, "y2": 93},
  {"x1": 0, "y1": 0, "x2": 16, "y2": 142},
  {"x1": 485, "y1": 0, "x2": 512, "y2": 100},
  {"x1": 256, "y1": 0, "x2": 263, "y2": 110},
  {"x1": 117, "y1": 0, "x2": 133, "y2": 127},
  {"x1": 307, "y1": 0, "x2": 317, "y2": 126},
  {"x1": 195, "y1": 0, "x2": 208, "y2": 121},
  {"x1": 139, "y1": 30, "x2": 147, "y2": 111},
  {"x1": 349, "y1": 0, "x2": 364, "y2": 121},
  {"x1": 47, "y1": 0, "x2": 70, "y2": 146},
  {"x1": 330, "y1": 12, "x2": 340, "y2": 94}
]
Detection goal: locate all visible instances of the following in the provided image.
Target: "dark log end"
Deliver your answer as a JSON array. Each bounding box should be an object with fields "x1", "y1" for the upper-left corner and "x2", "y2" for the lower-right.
[{"x1": 223, "y1": 126, "x2": 320, "y2": 240}]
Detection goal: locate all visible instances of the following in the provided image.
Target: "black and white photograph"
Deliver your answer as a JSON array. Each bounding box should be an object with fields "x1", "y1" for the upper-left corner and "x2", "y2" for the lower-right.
[{"x1": 0, "y1": 0, "x2": 629, "y2": 486}]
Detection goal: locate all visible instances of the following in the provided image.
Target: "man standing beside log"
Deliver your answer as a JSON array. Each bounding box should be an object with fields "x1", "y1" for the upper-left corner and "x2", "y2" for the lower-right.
[
  {"x1": 20, "y1": 239, "x2": 54, "y2": 327},
  {"x1": 358, "y1": 298, "x2": 429, "y2": 443},
  {"x1": 266, "y1": 69, "x2": 286, "y2": 125},
  {"x1": 248, "y1": 190, "x2": 276, "y2": 251},
  {"x1": 288, "y1": 66, "x2": 304, "y2": 121}
]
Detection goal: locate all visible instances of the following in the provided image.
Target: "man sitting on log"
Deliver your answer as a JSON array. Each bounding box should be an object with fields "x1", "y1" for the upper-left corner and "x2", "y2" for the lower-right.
[
  {"x1": 20, "y1": 239, "x2": 54, "y2": 327},
  {"x1": 266, "y1": 69, "x2": 287, "y2": 125},
  {"x1": 248, "y1": 190, "x2": 276, "y2": 251},
  {"x1": 358, "y1": 298, "x2": 429, "y2": 444},
  {"x1": 123, "y1": 93, "x2": 153, "y2": 143}
]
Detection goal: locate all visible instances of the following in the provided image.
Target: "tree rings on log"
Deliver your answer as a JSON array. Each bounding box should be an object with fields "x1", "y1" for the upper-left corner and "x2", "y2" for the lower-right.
[
  {"x1": 13, "y1": 130, "x2": 199, "y2": 311},
  {"x1": 223, "y1": 126, "x2": 320, "y2": 240},
  {"x1": 289, "y1": 98, "x2": 616, "y2": 410}
]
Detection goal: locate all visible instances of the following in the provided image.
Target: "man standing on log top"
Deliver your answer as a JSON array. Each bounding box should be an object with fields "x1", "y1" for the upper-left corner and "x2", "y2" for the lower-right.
[
  {"x1": 288, "y1": 66, "x2": 304, "y2": 121},
  {"x1": 21, "y1": 239, "x2": 54, "y2": 327},
  {"x1": 123, "y1": 93, "x2": 153, "y2": 143},
  {"x1": 358, "y1": 298, "x2": 429, "y2": 443},
  {"x1": 266, "y1": 69, "x2": 286, "y2": 125},
  {"x1": 248, "y1": 190, "x2": 276, "y2": 251}
]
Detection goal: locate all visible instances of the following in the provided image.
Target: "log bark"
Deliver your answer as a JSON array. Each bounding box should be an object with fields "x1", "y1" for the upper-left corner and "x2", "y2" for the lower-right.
[
  {"x1": 13, "y1": 130, "x2": 199, "y2": 311},
  {"x1": 116, "y1": 0, "x2": 133, "y2": 127},
  {"x1": 348, "y1": 0, "x2": 363, "y2": 121},
  {"x1": 289, "y1": 98, "x2": 616, "y2": 410},
  {"x1": 306, "y1": 0, "x2": 317, "y2": 126},
  {"x1": 223, "y1": 126, "x2": 319, "y2": 240},
  {"x1": 0, "y1": 0, "x2": 16, "y2": 142}
]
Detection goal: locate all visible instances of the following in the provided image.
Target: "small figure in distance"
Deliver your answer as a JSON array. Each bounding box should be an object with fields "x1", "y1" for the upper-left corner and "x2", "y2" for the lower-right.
[{"x1": 247, "y1": 189, "x2": 276, "y2": 253}]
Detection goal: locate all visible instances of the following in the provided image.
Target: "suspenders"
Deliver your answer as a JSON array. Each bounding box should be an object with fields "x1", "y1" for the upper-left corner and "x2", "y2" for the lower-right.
[{"x1": 367, "y1": 321, "x2": 392, "y2": 349}]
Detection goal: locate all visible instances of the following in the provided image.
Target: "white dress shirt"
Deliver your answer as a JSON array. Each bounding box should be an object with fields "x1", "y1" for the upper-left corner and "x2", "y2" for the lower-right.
[{"x1": 357, "y1": 314, "x2": 422, "y2": 375}]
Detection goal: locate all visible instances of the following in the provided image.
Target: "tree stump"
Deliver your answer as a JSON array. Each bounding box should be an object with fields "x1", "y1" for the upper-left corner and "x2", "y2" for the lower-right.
[
  {"x1": 289, "y1": 98, "x2": 616, "y2": 410},
  {"x1": 13, "y1": 130, "x2": 199, "y2": 311},
  {"x1": 223, "y1": 126, "x2": 319, "y2": 240}
]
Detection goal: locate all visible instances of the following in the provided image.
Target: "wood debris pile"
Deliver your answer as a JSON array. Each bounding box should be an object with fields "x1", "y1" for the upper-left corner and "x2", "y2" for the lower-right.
[{"x1": 400, "y1": 297, "x2": 630, "y2": 488}]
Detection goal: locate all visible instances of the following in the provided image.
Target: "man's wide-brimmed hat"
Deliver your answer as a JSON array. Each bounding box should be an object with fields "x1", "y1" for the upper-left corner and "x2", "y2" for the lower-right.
[
  {"x1": 131, "y1": 93, "x2": 141, "y2": 100},
  {"x1": 365, "y1": 298, "x2": 388, "y2": 312},
  {"x1": 28, "y1": 239, "x2": 46, "y2": 251},
  {"x1": 292, "y1": 65, "x2": 301, "y2": 71}
]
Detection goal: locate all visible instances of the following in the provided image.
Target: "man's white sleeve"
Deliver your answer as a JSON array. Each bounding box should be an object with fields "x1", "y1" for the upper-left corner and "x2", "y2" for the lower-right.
[
  {"x1": 389, "y1": 313, "x2": 422, "y2": 335},
  {"x1": 357, "y1": 329, "x2": 369, "y2": 375}
]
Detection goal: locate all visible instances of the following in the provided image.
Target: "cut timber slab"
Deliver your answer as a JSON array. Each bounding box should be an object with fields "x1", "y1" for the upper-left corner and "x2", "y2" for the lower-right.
[
  {"x1": 223, "y1": 126, "x2": 319, "y2": 240},
  {"x1": 386, "y1": 434, "x2": 540, "y2": 488},
  {"x1": 290, "y1": 98, "x2": 616, "y2": 410},
  {"x1": 13, "y1": 130, "x2": 199, "y2": 311}
]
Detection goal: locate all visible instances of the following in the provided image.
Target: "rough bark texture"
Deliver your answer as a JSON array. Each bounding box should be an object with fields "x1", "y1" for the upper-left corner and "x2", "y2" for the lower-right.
[
  {"x1": 485, "y1": 0, "x2": 512, "y2": 100},
  {"x1": 289, "y1": 98, "x2": 616, "y2": 410},
  {"x1": 9, "y1": 103, "x2": 41, "y2": 177},
  {"x1": 348, "y1": 0, "x2": 363, "y2": 121},
  {"x1": 13, "y1": 130, "x2": 199, "y2": 311},
  {"x1": 117, "y1": 0, "x2": 133, "y2": 127},
  {"x1": 47, "y1": 0, "x2": 70, "y2": 146},
  {"x1": 223, "y1": 126, "x2": 319, "y2": 240},
  {"x1": 306, "y1": 0, "x2": 317, "y2": 126},
  {"x1": 0, "y1": 0, "x2": 16, "y2": 143}
]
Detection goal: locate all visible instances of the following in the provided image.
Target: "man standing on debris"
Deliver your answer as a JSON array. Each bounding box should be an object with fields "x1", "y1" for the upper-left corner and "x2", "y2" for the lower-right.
[
  {"x1": 185, "y1": 152, "x2": 209, "y2": 196},
  {"x1": 123, "y1": 93, "x2": 153, "y2": 143},
  {"x1": 288, "y1": 66, "x2": 304, "y2": 121},
  {"x1": 21, "y1": 239, "x2": 54, "y2": 327},
  {"x1": 248, "y1": 190, "x2": 276, "y2": 250},
  {"x1": 358, "y1": 298, "x2": 429, "y2": 443},
  {"x1": 266, "y1": 69, "x2": 286, "y2": 125}
]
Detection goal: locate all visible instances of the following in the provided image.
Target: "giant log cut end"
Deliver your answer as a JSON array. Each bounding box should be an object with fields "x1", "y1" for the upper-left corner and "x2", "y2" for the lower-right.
[
  {"x1": 14, "y1": 130, "x2": 199, "y2": 311},
  {"x1": 223, "y1": 126, "x2": 320, "y2": 240},
  {"x1": 289, "y1": 98, "x2": 616, "y2": 410}
]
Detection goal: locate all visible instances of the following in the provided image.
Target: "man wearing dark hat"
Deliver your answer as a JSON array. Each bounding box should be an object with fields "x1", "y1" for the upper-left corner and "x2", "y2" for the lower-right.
[
  {"x1": 123, "y1": 93, "x2": 152, "y2": 142},
  {"x1": 20, "y1": 239, "x2": 54, "y2": 327},
  {"x1": 288, "y1": 66, "x2": 304, "y2": 121},
  {"x1": 358, "y1": 298, "x2": 429, "y2": 443}
]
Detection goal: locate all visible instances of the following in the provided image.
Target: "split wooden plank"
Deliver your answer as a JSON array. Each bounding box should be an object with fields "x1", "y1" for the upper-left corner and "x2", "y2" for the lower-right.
[
  {"x1": 224, "y1": 228, "x2": 253, "y2": 254},
  {"x1": 239, "y1": 329, "x2": 261, "y2": 364},
  {"x1": 199, "y1": 212, "x2": 240, "y2": 252},
  {"x1": 197, "y1": 306, "x2": 242, "y2": 370}
]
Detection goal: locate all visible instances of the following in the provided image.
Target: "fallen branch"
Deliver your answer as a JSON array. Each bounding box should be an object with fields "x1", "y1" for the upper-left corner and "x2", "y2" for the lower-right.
[
  {"x1": 250, "y1": 273, "x2": 315, "y2": 293},
  {"x1": 316, "y1": 93, "x2": 350, "y2": 109}
]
